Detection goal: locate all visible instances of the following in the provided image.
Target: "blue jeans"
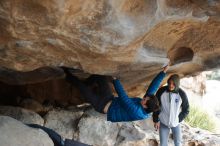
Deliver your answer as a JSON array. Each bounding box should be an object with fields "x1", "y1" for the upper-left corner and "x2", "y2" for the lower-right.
[
  {"x1": 159, "y1": 122, "x2": 181, "y2": 146},
  {"x1": 27, "y1": 124, "x2": 91, "y2": 146}
]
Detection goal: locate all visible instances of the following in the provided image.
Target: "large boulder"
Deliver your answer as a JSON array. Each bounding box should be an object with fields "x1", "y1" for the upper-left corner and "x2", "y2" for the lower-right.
[
  {"x1": 0, "y1": 116, "x2": 53, "y2": 146},
  {"x1": 78, "y1": 109, "x2": 119, "y2": 146},
  {"x1": 0, "y1": 106, "x2": 44, "y2": 125},
  {"x1": 44, "y1": 109, "x2": 84, "y2": 139}
]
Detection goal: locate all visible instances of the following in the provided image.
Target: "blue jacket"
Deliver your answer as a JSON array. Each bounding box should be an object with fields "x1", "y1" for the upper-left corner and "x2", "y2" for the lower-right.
[{"x1": 107, "y1": 71, "x2": 166, "y2": 122}]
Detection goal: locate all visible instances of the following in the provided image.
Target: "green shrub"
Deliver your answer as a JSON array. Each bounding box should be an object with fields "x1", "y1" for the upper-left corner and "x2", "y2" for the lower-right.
[
  {"x1": 206, "y1": 70, "x2": 220, "y2": 80},
  {"x1": 185, "y1": 104, "x2": 216, "y2": 132}
]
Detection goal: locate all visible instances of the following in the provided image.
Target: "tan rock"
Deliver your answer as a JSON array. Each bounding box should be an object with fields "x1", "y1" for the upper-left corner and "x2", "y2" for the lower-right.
[
  {"x1": 0, "y1": 106, "x2": 44, "y2": 125},
  {"x1": 0, "y1": 0, "x2": 219, "y2": 85}
]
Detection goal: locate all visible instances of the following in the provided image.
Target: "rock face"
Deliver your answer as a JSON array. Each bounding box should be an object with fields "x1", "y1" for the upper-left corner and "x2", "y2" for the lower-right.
[
  {"x1": 44, "y1": 109, "x2": 84, "y2": 139},
  {"x1": 1, "y1": 0, "x2": 220, "y2": 79},
  {"x1": 181, "y1": 72, "x2": 207, "y2": 96},
  {"x1": 78, "y1": 109, "x2": 120, "y2": 146},
  {"x1": 0, "y1": 1, "x2": 220, "y2": 104},
  {"x1": 0, "y1": 116, "x2": 54, "y2": 146}
]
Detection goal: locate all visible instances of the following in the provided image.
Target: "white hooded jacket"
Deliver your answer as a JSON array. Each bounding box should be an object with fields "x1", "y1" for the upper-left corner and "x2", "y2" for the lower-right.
[
  {"x1": 153, "y1": 86, "x2": 189, "y2": 128},
  {"x1": 159, "y1": 91, "x2": 182, "y2": 127}
]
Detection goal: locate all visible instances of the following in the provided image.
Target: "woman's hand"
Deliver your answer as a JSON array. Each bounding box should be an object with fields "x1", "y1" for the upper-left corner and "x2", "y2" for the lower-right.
[
  {"x1": 163, "y1": 65, "x2": 169, "y2": 73},
  {"x1": 163, "y1": 61, "x2": 170, "y2": 73},
  {"x1": 154, "y1": 122, "x2": 160, "y2": 131},
  {"x1": 113, "y1": 77, "x2": 117, "y2": 80}
]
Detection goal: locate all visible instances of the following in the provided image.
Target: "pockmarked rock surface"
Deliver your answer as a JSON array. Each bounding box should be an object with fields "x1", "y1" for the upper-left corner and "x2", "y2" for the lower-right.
[{"x1": 0, "y1": 0, "x2": 220, "y2": 87}]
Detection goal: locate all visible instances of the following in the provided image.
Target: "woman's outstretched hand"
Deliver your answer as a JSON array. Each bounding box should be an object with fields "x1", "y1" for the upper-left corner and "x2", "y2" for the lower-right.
[
  {"x1": 163, "y1": 64, "x2": 169, "y2": 73},
  {"x1": 112, "y1": 77, "x2": 117, "y2": 80}
]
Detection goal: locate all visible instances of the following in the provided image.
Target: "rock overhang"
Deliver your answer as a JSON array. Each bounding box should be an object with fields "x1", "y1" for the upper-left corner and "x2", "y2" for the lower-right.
[{"x1": 0, "y1": 0, "x2": 220, "y2": 91}]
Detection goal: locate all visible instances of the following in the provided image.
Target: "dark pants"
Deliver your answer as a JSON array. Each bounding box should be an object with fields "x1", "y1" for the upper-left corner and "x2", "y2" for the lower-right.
[
  {"x1": 65, "y1": 74, "x2": 114, "y2": 113},
  {"x1": 27, "y1": 124, "x2": 91, "y2": 146}
]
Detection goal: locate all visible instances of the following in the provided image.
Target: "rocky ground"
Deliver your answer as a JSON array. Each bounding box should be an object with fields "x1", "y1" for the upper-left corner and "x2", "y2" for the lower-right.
[{"x1": 1, "y1": 103, "x2": 220, "y2": 146}]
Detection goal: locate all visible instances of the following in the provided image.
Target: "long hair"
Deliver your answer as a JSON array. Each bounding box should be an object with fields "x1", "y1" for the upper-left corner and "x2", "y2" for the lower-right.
[{"x1": 145, "y1": 95, "x2": 160, "y2": 113}]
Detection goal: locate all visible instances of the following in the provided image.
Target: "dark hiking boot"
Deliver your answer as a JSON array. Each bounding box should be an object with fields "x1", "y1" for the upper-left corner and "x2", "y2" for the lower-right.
[
  {"x1": 60, "y1": 67, "x2": 81, "y2": 83},
  {"x1": 61, "y1": 66, "x2": 81, "y2": 75}
]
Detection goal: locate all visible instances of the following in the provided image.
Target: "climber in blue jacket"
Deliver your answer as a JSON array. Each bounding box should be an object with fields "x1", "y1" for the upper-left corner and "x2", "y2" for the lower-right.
[{"x1": 63, "y1": 65, "x2": 168, "y2": 122}]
